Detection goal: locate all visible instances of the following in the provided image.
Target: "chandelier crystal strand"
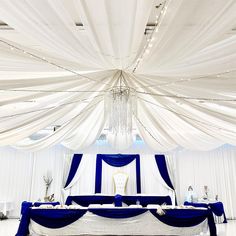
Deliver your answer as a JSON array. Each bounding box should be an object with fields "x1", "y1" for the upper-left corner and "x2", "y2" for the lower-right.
[
  {"x1": 108, "y1": 87, "x2": 132, "y2": 134},
  {"x1": 106, "y1": 86, "x2": 136, "y2": 150}
]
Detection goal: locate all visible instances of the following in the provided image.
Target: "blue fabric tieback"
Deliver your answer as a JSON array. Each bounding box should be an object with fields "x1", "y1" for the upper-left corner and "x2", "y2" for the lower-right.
[{"x1": 114, "y1": 194, "x2": 122, "y2": 207}]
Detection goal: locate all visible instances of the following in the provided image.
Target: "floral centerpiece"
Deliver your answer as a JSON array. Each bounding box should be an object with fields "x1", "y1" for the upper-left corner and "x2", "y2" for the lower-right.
[{"x1": 43, "y1": 172, "x2": 53, "y2": 202}]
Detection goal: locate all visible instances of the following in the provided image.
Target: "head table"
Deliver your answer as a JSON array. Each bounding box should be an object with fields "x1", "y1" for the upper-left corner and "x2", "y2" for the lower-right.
[{"x1": 16, "y1": 199, "x2": 216, "y2": 236}]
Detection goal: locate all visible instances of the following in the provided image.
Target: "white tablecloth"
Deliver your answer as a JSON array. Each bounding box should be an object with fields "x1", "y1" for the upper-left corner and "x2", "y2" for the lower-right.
[{"x1": 29, "y1": 210, "x2": 208, "y2": 236}]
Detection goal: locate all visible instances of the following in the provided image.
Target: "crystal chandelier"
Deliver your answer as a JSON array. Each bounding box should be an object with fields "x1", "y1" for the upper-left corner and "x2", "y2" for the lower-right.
[
  {"x1": 107, "y1": 86, "x2": 135, "y2": 134},
  {"x1": 106, "y1": 86, "x2": 136, "y2": 150}
]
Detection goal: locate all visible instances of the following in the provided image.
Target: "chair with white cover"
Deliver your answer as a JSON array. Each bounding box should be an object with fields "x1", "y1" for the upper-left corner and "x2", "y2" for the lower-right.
[{"x1": 113, "y1": 171, "x2": 128, "y2": 195}]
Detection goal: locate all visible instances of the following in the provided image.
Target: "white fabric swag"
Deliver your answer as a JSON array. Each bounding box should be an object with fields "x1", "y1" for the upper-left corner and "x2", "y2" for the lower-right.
[{"x1": 0, "y1": 0, "x2": 235, "y2": 151}]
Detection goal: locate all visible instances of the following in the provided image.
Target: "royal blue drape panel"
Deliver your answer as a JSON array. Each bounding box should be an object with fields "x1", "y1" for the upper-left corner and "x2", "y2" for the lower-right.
[
  {"x1": 155, "y1": 154, "x2": 176, "y2": 204},
  {"x1": 209, "y1": 202, "x2": 227, "y2": 223},
  {"x1": 95, "y1": 154, "x2": 141, "y2": 193},
  {"x1": 64, "y1": 154, "x2": 83, "y2": 188},
  {"x1": 20, "y1": 201, "x2": 33, "y2": 215},
  {"x1": 16, "y1": 203, "x2": 31, "y2": 236},
  {"x1": 155, "y1": 155, "x2": 174, "y2": 189},
  {"x1": 17, "y1": 202, "x2": 62, "y2": 236}
]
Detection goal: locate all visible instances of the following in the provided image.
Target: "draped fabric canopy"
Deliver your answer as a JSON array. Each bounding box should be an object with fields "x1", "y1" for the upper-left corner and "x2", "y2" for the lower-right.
[{"x1": 0, "y1": 0, "x2": 235, "y2": 151}]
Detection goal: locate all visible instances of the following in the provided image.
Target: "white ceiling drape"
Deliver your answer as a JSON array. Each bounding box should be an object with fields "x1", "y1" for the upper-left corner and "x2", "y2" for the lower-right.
[{"x1": 0, "y1": 0, "x2": 235, "y2": 151}]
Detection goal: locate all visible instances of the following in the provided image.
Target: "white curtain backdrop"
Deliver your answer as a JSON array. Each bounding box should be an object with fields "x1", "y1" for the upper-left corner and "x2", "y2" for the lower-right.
[
  {"x1": 67, "y1": 154, "x2": 96, "y2": 196},
  {"x1": 0, "y1": 142, "x2": 236, "y2": 219},
  {"x1": 168, "y1": 145, "x2": 236, "y2": 219},
  {"x1": 0, "y1": 145, "x2": 71, "y2": 217},
  {"x1": 140, "y1": 154, "x2": 175, "y2": 204},
  {"x1": 66, "y1": 154, "x2": 173, "y2": 198}
]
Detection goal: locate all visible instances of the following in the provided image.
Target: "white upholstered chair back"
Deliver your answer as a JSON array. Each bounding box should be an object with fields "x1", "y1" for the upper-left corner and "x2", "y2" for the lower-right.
[{"x1": 113, "y1": 172, "x2": 128, "y2": 195}]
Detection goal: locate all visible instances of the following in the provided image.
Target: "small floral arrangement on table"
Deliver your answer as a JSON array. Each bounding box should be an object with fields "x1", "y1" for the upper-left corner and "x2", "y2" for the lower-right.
[{"x1": 43, "y1": 172, "x2": 54, "y2": 202}]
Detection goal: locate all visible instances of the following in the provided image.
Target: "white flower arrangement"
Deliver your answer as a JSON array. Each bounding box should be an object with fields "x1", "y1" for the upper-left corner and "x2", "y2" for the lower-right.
[{"x1": 43, "y1": 171, "x2": 53, "y2": 202}]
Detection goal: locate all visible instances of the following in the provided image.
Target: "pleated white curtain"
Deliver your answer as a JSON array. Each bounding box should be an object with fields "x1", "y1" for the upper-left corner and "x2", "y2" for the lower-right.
[
  {"x1": 65, "y1": 154, "x2": 97, "y2": 197},
  {"x1": 0, "y1": 145, "x2": 71, "y2": 217},
  {"x1": 169, "y1": 145, "x2": 236, "y2": 219},
  {"x1": 140, "y1": 154, "x2": 175, "y2": 204},
  {"x1": 1, "y1": 143, "x2": 236, "y2": 219}
]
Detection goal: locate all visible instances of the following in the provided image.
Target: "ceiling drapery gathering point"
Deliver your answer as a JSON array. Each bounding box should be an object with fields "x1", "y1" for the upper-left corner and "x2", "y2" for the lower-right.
[{"x1": 0, "y1": 0, "x2": 235, "y2": 151}]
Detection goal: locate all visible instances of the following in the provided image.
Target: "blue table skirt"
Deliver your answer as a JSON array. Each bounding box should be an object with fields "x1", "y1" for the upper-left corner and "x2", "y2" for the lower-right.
[
  {"x1": 184, "y1": 201, "x2": 227, "y2": 223},
  {"x1": 16, "y1": 204, "x2": 216, "y2": 236},
  {"x1": 65, "y1": 195, "x2": 114, "y2": 206}
]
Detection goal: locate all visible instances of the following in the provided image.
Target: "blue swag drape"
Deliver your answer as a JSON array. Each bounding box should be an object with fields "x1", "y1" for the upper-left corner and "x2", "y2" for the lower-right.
[
  {"x1": 64, "y1": 154, "x2": 83, "y2": 188},
  {"x1": 16, "y1": 205, "x2": 216, "y2": 236},
  {"x1": 184, "y1": 201, "x2": 227, "y2": 223},
  {"x1": 155, "y1": 154, "x2": 177, "y2": 204},
  {"x1": 95, "y1": 154, "x2": 141, "y2": 194}
]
